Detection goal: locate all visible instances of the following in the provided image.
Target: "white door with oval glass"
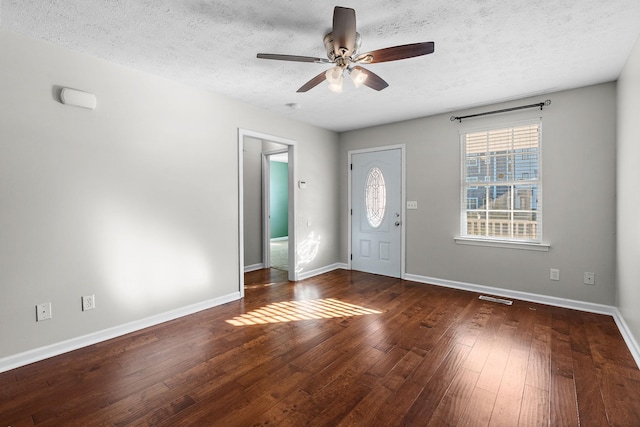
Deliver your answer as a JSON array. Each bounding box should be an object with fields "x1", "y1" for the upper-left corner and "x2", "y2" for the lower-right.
[{"x1": 351, "y1": 148, "x2": 402, "y2": 278}]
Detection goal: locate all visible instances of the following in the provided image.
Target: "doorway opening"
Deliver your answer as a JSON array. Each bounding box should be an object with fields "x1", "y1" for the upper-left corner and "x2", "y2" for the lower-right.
[
  {"x1": 238, "y1": 129, "x2": 297, "y2": 298},
  {"x1": 263, "y1": 149, "x2": 289, "y2": 271}
]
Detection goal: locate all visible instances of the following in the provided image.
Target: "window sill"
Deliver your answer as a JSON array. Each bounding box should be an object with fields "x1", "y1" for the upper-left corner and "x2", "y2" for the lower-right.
[{"x1": 454, "y1": 237, "x2": 550, "y2": 252}]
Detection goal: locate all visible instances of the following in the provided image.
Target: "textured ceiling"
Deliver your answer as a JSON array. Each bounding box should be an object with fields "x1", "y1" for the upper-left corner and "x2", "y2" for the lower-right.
[{"x1": 2, "y1": 0, "x2": 640, "y2": 132}]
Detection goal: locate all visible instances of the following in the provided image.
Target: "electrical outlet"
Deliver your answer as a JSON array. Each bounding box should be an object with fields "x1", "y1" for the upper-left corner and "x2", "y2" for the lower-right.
[
  {"x1": 584, "y1": 272, "x2": 595, "y2": 285},
  {"x1": 550, "y1": 268, "x2": 560, "y2": 281},
  {"x1": 82, "y1": 295, "x2": 95, "y2": 311},
  {"x1": 36, "y1": 302, "x2": 52, "y2": 321}
]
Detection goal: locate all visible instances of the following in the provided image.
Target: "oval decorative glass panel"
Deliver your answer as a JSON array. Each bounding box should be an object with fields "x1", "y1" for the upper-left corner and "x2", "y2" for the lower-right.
[{"x1": 365, "y1": 166, "x2": 386, "y2": 228}]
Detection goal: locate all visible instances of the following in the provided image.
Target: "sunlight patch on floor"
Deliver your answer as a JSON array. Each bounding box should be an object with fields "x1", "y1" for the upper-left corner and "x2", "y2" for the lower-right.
[
  {"x1": 244, "y1": 282, "x2": 280, "y2": 290},
  {"x1": 226, "y1": 298, "x2": 382, "y2": 326}
]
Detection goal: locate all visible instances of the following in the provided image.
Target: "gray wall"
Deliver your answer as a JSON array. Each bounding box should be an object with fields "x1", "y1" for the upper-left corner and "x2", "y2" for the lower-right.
[
  {"x1": 340, "y1": 83, "x2": 617, "y2": 305},
  {"x1": 617, "y1": 35, "x2": 640, "y2": 342},
  {"x1": 0, "y1": 30, "x2": 339, "y2": 359}
]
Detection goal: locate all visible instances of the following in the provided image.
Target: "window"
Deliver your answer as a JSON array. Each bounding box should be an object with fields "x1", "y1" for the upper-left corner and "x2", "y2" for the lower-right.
[
  {"x1": 365, "y1": 166, "x2": 386, "y2": 228},
  {"x1": 461, "y1": 121, "x2": 541, "y2": 242}
]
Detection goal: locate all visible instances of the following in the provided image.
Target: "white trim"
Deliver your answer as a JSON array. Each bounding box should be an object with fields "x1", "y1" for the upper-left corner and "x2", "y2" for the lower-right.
[
  {"x1": 611, "y1": 309, "x2": 640, "y2": 370},
  {"x1": 238, "y1": 135, "x2": 245, "y2": 298},
  {"x1": 244, "y1": 263, "x2": 264, "y2": 272},
  {"x1": 238, "y1": 129, "x2": 298, "y2": 292},
  {"x1": 287, "y1": 143, "x2": 297, "y2": 281},
  {"x1": 270, "y1": 236, "x2": 288, "y2": 242},
  {"x1": 262, "y1": 153, "x2": 271, "y2": 269},
  {"x1": 297, "y1": 263, "x2": 349, "y2": 281},
  {"x1": 347, "y1": 144, "x2": 406, "y2": 279},
  {"x1": 454, "y1": 236, "x2": 550, "y2": 251},
  {"x1": 404, "y1": 273, "x2": 640, "y2": 369},
  {"x1": 0, "y1": 292, "x2": 241, "y2": 374}
]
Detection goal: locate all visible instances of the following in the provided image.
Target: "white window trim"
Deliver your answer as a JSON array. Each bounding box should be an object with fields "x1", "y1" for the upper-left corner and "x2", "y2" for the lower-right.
[
  {"x1": 454, "y1": 236, "x2": 550, "y2": 251},
  {"x1": 457, "y1": 118, "x2": 547, "y2": 249}
]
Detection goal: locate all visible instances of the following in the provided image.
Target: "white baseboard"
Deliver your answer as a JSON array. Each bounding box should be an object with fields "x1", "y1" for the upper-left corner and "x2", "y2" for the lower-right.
[
  {"x1": 610, "y1": 307, "x2": 640, "y2": 370},
  {"x1": 244, "y1": 263, "x2": 264, "y2": 272},
  {"x1": 270, "y1": 236, "x2": 288, "y2": 242},
  {"x1": 0, "y1": 291, "x2": 241, "y2": 374},
  {"x1": 297, "y1": 263, "x2": 349, "y2": 280},
  {"x1": 404, "y1": 273, "x2": 640, "y2": 369}
]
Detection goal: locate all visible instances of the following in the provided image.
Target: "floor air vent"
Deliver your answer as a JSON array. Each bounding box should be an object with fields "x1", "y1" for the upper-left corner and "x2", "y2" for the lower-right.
[{"x1": 479, "y1": 295, "x2": 513, "y2": 305}]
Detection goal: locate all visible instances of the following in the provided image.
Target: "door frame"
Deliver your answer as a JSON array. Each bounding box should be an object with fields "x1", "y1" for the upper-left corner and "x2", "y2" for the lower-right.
[
  {"x1": 261, "y1": 148, "x2": 289, "y2": 269},
  {"x1": 348, "y1": 144, "x2": 406, "y2": 279},
  {"x1": 238, "y1": 129, "x2": 297, "y2": 298}
]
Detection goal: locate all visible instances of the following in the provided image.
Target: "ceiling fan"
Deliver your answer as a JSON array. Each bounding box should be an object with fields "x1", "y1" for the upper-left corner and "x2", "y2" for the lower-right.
[{"x1": 257, "y1": 6, "x2": 435, "y2": 93}]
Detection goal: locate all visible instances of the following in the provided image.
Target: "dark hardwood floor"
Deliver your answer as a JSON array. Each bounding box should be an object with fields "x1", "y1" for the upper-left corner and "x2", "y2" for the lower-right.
[{"x1": 2, "y1": 269, "x2": 640, "y2": 426}]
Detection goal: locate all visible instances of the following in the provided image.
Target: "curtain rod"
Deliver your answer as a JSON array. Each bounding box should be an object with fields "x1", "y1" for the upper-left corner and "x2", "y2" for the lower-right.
[{"x1": 450, "y1": 99, "x2": 551, "y2": 123}]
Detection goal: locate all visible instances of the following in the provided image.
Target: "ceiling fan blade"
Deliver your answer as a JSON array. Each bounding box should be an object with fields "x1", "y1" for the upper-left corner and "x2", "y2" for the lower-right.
[
  {"x1": 332, "y1": 6, "x2": 356, "y2": 57},
  {"x1": 257, "y1": 53, "x2": 330, "y2": 64},
  {"x1": 354, "y1": 41, "x2": 435, "y2": 64},
  {"x1": 296, "y1": 70, "x2": 328, "y2": 92},
  {"x1": 353, "y1": 66, "x2": 389, "y2": 91}
]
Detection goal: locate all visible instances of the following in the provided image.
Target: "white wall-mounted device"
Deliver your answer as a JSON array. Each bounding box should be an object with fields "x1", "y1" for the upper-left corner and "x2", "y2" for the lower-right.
[{"x1": 60, "y1": 88, "x2": 97, "y2": 110}]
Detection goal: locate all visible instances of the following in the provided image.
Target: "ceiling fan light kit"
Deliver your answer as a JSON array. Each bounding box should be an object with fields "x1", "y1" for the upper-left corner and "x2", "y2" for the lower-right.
[
  {"x1": 349, "y1": 67, "x2": 367, "y2": 88},
  {"x1": 257, "y1": 6, "x2": 434, "y2": 93},
  {"x1": 326, "y1": 65, "x2": 345, "y2": 92}
]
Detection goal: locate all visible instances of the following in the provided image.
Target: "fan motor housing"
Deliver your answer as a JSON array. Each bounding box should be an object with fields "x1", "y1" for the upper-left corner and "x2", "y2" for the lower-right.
[{"x1": 323, "y1": 32, "x2": 361, "y2": 61}]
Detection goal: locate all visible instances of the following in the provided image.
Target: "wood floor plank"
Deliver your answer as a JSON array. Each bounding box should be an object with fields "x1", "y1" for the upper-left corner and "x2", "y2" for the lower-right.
[
  {"x1": 370, "y1": 380, "x2": 425, "y2": 425},
  {"x1": 549, "y1": 373, "x2": 578, "y2": 426},
  {"x1": 337, "y1": 383, "x2": 394, "y2": 426},
  {"x1": 380, "y1": 347, "x2": 425, "y2": 391},
  {"x1": 457, "y1": 387, "x2": 497, "y2": 426},
  {"x1": 211, "y1": 363, "x2": 312, "y2": 426},
  {"x1": 1, "y1": 269, "x2": 639, "y2": 425},
  {"x1": 488, "y1": 346, "x2": 529, "y2": 426},
  {"x1": 406, "y1": 332, "x2": 458, "y2": 387},
  {"x1": 524, "y1": 323, "x2": 552, "y2": 392},
  {"x1": 300, "y1": 343, "x2": 383, "y2": 397},
  {"x1": 549, "y1": 326, "x2": 579, "y2": 427},
  {"x1": 462, "y1": 304, "x2": 509, "y2": 373},
  {"x1": 598, "y1": 365, "x2": 640, "y2": 427},
  {"x1": 452, "y1": 299, "x2": 495, "y2": 348},
  {"x1": 518, "y1": 384, "x2": 549, "y2": 426},
  {"x1": 475, "y1": 324, "x2": 517, "y2": 394},
  {"x1": 425, "y1": 367, "x2": 479, "y2": 426},
  {"x1": 402, "y1": 342, "x2": 472, "y2": 423},
  {"x1": 572, "y1": 351, "x2": 609, "y2": 427},
  {"x1": 307, "y1": 381, "x2": 371, "y2": 426},
  {"x1": 259, "y1": 344, "x2": 380, "y2": 427},
  {"x1": 366, "y1": 346, "x2": 408, "y2": 378},
  {"x1": 71, "y1": 382, "x2": 175, "y2": 426},
  {"x1": 569, "y1": 318, "x2": 609, "y2": 426},
  {"x1": 155, "y1": 380, "x2": 247, "y2": 425}
]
